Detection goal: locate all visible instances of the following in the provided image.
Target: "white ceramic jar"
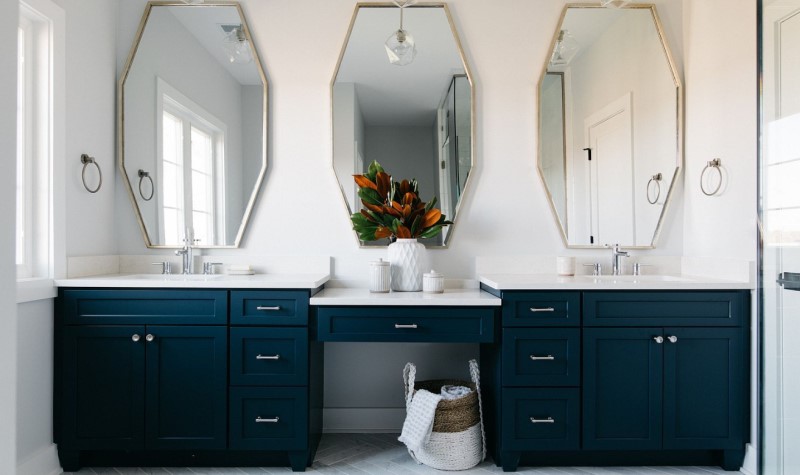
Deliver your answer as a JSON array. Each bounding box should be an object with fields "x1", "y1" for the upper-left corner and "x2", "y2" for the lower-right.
[
  {"x1": 369, "y1": 258, "x2": 390, "y2": 293},
  {"x1": 423, "y1": 269, "x2": 444, "y2": 293}
]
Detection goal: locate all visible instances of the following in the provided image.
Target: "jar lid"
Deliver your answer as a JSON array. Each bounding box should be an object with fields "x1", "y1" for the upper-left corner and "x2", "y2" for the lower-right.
[
  {"x1": 424, "y1": 269, "x2": 443, "y2": 278},
  {"x1": 371, "y1": 258, "x2": 389, "y2": 267}
]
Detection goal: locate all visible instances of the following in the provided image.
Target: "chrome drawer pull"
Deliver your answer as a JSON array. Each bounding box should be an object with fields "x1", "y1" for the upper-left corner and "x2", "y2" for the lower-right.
[
  {"x1": 256, "y1": 354, "x2": 281, "y2": 360},
  {"x1": 255, "y1": 416, "x2": 280, "y2": 423},
  {"x1": 653, "y1": 336, "x2": 664, "y2": 344},
  {"x1": 395, "y1": 324, "x2": 418, "y2": 329},
  {"x1": 530, "y1": 355, "x2": 555, "y2": 361},
  {"x1": 667, "y1": 335, "x2": 678, "y2": 344},
  {"x1": 530, "y1": 417, "x2": 555, "y2": 424},
  {"x1": 530, "y1": 307, "x2": 555, "y2": 312},
  {"x1": 257, "y1": 306, "x2": 281, "y2": 311}
]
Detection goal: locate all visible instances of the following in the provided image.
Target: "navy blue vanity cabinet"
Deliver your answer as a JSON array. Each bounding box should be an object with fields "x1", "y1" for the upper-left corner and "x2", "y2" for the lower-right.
[
  {"x1": 481, "y1": 286, "x2": 751, "y2": 472},
  {"x1": 228, "y1": 290, "x2": 322, "y2": 472},
  {"x1": 55, "y1": 287, "x2": 322, "y2": 473}
]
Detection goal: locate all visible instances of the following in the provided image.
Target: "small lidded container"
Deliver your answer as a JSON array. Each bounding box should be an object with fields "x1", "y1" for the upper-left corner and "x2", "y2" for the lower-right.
[
  {"x1": 369, "y1": 258, "x2": 390, "y2": 293},
  {"x1": 423, "y1": 269, "x2": 444, "y2": 293}
]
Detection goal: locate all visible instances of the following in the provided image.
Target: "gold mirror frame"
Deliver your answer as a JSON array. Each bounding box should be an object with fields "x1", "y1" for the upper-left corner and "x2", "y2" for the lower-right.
[
  {"x1": 537, "y1": 3, "x2": 683, "y2": 249},
  {"x1": 330, "y1": 2, "x2": 476, "y2": 248},
  {"x1": 118, "y1": 1, "x2": 268, "y2": 249}
]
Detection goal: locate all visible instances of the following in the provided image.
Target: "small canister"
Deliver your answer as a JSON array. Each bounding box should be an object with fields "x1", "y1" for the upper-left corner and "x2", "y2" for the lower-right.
[
  {"x1": 557, "y1": 256, "x2": 576, "y2": 276},
  {"x1": 423, "y1": 269, "x2": 444, "y2": 293},
  {"x1": 369, "y1": 258, "x2": 390, "y2": 293}
]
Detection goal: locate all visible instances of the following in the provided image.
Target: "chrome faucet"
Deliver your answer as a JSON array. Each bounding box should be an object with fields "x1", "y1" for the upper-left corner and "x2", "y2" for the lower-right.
[
  {"x1": 175, "y1": 238, "x2": 195, "y2": 274},
  {"x1": 610, "y1": 243, "x2": 629, "y2": 276}
]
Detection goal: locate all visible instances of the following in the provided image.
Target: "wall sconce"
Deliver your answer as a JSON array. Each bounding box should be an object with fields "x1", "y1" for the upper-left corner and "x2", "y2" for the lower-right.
[
  {"x1": 385, "y1": 1, "x2": 417, "y2": 66},
  {"x1": 222, "y1": 24, "x2": 253, "y2": 64},
  {"x1": 549, "y1": 29, "x2": 579, "y2": 67}
]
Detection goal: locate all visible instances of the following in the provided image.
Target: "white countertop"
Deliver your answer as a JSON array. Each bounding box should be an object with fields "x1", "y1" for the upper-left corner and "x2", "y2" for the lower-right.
[
  {"x1": 479, "y1": 273, "x2": 753, "y2": 290},
  {"x1": 310, "y1": 287, "x2": 501, "y2": 306},
  {"x1": 55, "y1": 273, "x2": 330, "y2": 289}
]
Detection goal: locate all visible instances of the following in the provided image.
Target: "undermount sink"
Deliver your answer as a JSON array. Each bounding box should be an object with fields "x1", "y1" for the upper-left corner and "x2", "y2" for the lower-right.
[
  {"x1": 118, "y1": 273, "x2": 224, "y2": 281},
  {"x1": 577, "y1": 274, "x2": 690, "y2": 282}
]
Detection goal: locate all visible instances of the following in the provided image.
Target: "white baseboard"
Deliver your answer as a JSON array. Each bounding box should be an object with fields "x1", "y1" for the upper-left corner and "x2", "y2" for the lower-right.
[
  {"x1": 17, "y1": 443, "x2": 60, "y2": 475},
  {"x1": 323, "y1": 408, "x2": 405, "y2": 433},
  {"x1": 739, "y1": 442, "x2": 757, "y2": 475}
]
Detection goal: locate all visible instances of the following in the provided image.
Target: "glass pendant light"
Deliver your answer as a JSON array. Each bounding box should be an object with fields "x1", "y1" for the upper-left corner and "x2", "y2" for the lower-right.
[
  {"x1": 385, "y1": 4, "x2": 417, "y2": 66},
  {"x1": 222, "y1": 25, "x2": 253, "y2": 64},
  {"x1": 549, "y1": 29, "x2": 579, "y2": 67}
]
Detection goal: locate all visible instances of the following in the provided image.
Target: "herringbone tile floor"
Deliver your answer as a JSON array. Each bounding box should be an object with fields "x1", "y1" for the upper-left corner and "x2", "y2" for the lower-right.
[{"x1": 62, "y1": 433, "x2": 736, "y2": 474}]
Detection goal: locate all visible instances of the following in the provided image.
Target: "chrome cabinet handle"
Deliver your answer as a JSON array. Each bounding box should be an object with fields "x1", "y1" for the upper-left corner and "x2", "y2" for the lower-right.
[
  {"x1": 131, "y1": 334, "x2": 141, "y2": 342},
  {"x1": 530, "y1": 307, "x2": 555, "y2": 312},
  {"x1": 256, "y1": 306, "x2": 281, "y2": 311},
  {"x1": 653, "y1": 336, "x2": 664, "y2": 344},
  {"x1": 395, "y1": 324, "x2": 418, "y2": 329},
  {"x1": 667, "y1": 335, "x2": 678, "y2": 344},
  {"x1": 146, "y1": 334, "x2": 155, "y2": 342},
  {"x1": 530, "y1": 417, "x2": 555, "y2": 424},
  {"x1": 255, "y1": 416, "x2": 280, "y2": 423},
  {"x1": 256, "y1": 354, "x2": 280, "y2": 360},
  {"x1": 530, "y1": 355, "x2": 555, "y2": 361}
]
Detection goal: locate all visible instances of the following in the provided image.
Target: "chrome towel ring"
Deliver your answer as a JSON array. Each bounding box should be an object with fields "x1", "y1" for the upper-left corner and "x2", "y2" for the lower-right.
[
  {"x1": 80, "y1": 154, "x2": 102, "y2": 193},
  {"x1": 138, "y1": 169, "x2": 154, "y2": 201},
  {"x1": 647, "y1": 173, "x2": 662, "y2": 204},
  {"x1": 701, "y1": 158, "x2": 723, "y2": 196}
]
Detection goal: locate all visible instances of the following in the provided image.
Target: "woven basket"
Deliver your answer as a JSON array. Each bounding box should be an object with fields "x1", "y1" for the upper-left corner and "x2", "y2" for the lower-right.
[{"x1": 402, "y1": 360, "x2": 486, "y2": 471}]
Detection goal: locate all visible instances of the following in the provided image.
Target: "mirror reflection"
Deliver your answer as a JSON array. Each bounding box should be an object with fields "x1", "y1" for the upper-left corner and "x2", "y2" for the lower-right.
[
  {"x1": 332, "y1": 4, "x2": 473, "y2": 247},
  {"x1": 120, "y1": 3, "x2": 266, "y2": 248},
  {"x1": 539, "y1": 5, "x2": 681, "y2": 248}
]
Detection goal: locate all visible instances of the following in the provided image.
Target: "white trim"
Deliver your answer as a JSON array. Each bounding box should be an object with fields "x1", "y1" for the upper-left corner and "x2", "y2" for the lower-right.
[
  {"x1": 16, "y1": 278, "x2": 56, "y2": 304},
  {"x1": 16, "y1": 443, "x2": 59, "y2": 475}
]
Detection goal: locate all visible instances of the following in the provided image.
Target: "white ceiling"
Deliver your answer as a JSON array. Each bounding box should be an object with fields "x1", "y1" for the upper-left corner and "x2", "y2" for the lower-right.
[
  {"x1": 164, "y1": 5, "x2": 263, "y2": 86},
  {"x1": 335, "y1": 6, "x2": 467, "y2": 126}
]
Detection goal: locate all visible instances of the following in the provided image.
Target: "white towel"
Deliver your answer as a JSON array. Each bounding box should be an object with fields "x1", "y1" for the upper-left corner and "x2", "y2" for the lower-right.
[
  {"x1": 398, "y1": 389, "x2": 442, "y2": 453},
  {"x1": 440, "y1": 385, "x2": 472, "y2": 400}
]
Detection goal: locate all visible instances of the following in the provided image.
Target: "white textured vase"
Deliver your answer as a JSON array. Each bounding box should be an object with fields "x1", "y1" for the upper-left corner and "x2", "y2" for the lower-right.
[{"x1": 387, "y1": 238, "x2": 426, "y2": 291}]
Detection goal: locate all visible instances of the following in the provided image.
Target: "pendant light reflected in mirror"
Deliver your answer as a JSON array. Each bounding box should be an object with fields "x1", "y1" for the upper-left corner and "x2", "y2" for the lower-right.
[
  {"x1": 222, "y1": 24, "x2": 253, "y2": 64},
  {"x1": 600, "y1": 0, "x2": 631, "y2": 8},
  {"x1": 385, "y1": 2, "x2": 417, "y2": 65},
  {"x1": 549, "y1": 29, "x2": 579, "y2": 68}
]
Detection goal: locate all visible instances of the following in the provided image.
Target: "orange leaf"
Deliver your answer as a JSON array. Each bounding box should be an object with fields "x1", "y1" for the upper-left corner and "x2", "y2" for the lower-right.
[
  {"x1": 375, "y1": 226, "x2": 393, "y2": 239},
  {"x1": 422, "y1": 209, "x2": 442, "y2": 228},
  {"x1": 396, "y1": 225, "x2": 411, "y2": 239},
  {"x1": 402, "y1": 205, "x2": 411, "y2": 219},
  {"x1": 360, "y1": 210, "x2": 376, "y2": 222},
  {"x1": 403, "y1": 192, "x2": 417, "y2": 206},
  {"x1": 362, "y1": 202, "x2": 383, "y2": 214},
  {"x1": 384, "y1": 205, "x2": 402, "y2": 218},
  {"x1": 376, "y1": 172, "x2": 391, "y2": 197},
  {"x1": 399, "y1": 179, "x2": 410, "y2": 195},
  {"x1": 353, "y1": 175, "x2": 377, "y2": 191},
  {"x1": 391, "y1": 201, "x2": 403, "y2": 212}
]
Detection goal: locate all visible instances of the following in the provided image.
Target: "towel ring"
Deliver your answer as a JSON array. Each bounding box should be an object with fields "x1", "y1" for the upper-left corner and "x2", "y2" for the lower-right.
[
  {"x1": 80, "y1": 154, "x2": 102, "y2": 193},
  {"x1": 646, "y1": 173, "x2": 662, "y2": 205},
  {"x1": 701, "y1": 158, "x2": 722, "y2": 196},
  {"x1": 138, "y1": 169, "x2": 154, "y2": 201}
]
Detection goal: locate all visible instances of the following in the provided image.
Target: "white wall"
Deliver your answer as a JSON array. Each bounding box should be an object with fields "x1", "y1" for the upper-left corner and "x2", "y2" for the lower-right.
[{"x1": 0, "y1": 1, "x2": 19, "y2": 473}]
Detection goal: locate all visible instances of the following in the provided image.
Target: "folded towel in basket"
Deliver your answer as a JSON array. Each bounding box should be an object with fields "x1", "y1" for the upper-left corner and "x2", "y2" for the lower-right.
[
  {"x1": 398, "y1": 389, "x2": 442, "y2": 452},
  {"x1": 440, "y1": 385, "x2": 472, "y2": 400}
]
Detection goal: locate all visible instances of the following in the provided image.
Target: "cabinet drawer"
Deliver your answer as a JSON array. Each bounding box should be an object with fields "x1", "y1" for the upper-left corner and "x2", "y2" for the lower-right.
[
  {"x1": 502, "y1": 328, "x2": 580, "y2": 387},
  {"x1": 230, "y1": 327, "x2": 308, "y2": 386},
  {"x1": 502, "y1": 388, "x2": 579, "y2": 451},
  {"x1": 502, "y1": 292, "x2": 580, "y2": 327},
  {"x1": 230, "y1": 291, "x2": 309, "y2": 326},
  {"x1": 229, "y1": 387, "x2": 308, "y2": 450},
  {"x1": 60, "y1": 289, "x2": 227, "y2": 325},
  {"x1": 583, "y1": 291, "x2": 746, "y2": 327},
  {"x1": 316, "y1": 307, "x2": 495, "y2": 342}
]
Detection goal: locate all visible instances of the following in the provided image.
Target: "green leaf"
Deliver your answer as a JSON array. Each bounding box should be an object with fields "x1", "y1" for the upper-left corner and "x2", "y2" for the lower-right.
[
  {"x1": 366, "y1": 161, "x2": 384, "y2": 182},
  {"x1": 425, "y1": 196, "x2": 438, "y2": 212},
  {"x1": 419, "y1": 224, "x2": 444, "y2": 239},
  {"x1": 390, "y1": 218, "x2": 402, "y2": 234},
  {"x1": 358, "y1": 188, "x2": 383, "y2": 206},
  {"x1": 410, "y1": 215, "x2": 422, "y2": 236}
]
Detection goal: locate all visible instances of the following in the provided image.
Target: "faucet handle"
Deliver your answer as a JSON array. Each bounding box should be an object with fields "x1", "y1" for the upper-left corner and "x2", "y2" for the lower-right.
[
  {"x1": 632, "y1": 263, "x2": 652, "y2": 276},
  {"x1": 203, "y1": 262, "x2": 223, "y2": 275},
  {"x1": 584, "y1": 263, "x2": 602, "y2": 276},
  {"x1": 152, "y1": 261, "x2": 172, "y2": 275}
]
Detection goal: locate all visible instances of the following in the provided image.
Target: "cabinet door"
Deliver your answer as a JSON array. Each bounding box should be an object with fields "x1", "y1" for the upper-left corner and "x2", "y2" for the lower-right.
[
  {"x1": 663, "y1": 327, "x2": 744, "y2": 449},
  {"x1": 145, "y1": 326, "x2": 227, "y2": 449},
  {"x1": 61, "y1": 326, "x2": 145, "y2": 450},
  {"x1": 583, "y1": 327, "x2": 663, "y2": 450}
]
